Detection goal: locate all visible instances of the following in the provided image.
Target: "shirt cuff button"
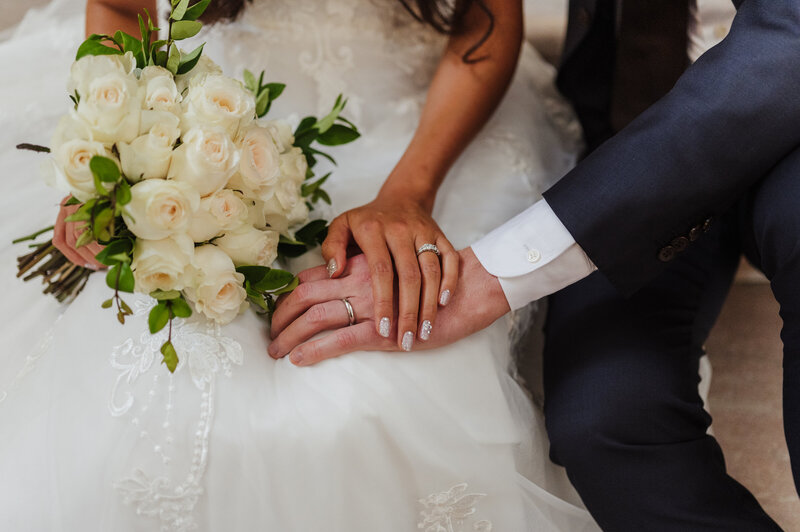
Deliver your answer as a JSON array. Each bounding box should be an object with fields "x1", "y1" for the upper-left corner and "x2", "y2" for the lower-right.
[{"x1": 527, "y1": 249, "x2": 542, "y2": 263}]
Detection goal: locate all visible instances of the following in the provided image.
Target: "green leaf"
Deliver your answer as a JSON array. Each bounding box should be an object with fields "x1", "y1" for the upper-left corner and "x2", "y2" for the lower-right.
[
  {"x1": 75, "y1": 228, "x2": 94, "y2": 248},
  {"x1": 253, "y1": 269, "x2": 295, "y2": 292},
  {"x1": 315, "y1": 189, "x2": 332, "y2": 205},
  {"x1": 171, "y1": 20, "x2": 202, "y2": 40},
  {"x1": 92, "y1": 208, "x2": 114, "y2": 239},
  {"x1": 294, "y1": 116, "x2": 317, "y2": 138},
  {"x1": 90, "y1": 155, "x2": 120, "y2": 183},
  {"x1": 166, "y1": 44, "x2": 181, "y2": 74},
  {"x1": 301, "y1": 172, "x2": 330, "y2": 197},
  {"x1": 151, "y1": 289, "x2": 181, "y2": 300},
  {"x1": 295, "y1": 219, "x2": 328, "y2": 246},
  {"x1": 76, "y1": 35, "x2": 123, "y2": 60},
  {"x1": 271, "y1": 276, "x2": 299, "y2": 295},
  {"x1": 95, "y1": 239, "x2": 132, "y2": 266},
  {"x1": 264, "y1": 83, "x2": 286, "y2": 101},
  {"x1": 235, "y1": 265, "x2": 270, "y2": 285},
  {"x1": 64, "y1": 196, "x2": 81, "y2": 206},
  {"x1": 149, "y1": 302, "x2": 170, "y2": 333},
  {"x1": 248, "y1": 292, "x2": 269, "y2": 312},
  {"x1": 317, "y1": 124, "x2": 360, "y2": 146},
  {"x1": 170, "y1": 297, "x2": 193, "y2": 318},
  {"x1": 118, "y1": 262, "x2": 135, "y2": 293},
  {"x1": 116, "y1": 179, "x2": 132, "y2": 206},
  {"x1": 177, "y1": 43, "x2": 204, "y2": 75},
  {"x1": 161, "y1": 341, "x2": 179, "y2": 373},
  {"x1": 183, "y1": 0, "x2": 213, "y2": 20},
  {"x1": 154, "y1": 50, "x2": 168, "y2": 67},
  {"x1": 101, "y1": 298, "x2": 114, "y2": 309},
  {"x1": 255, "y1": 88, "x2": 270, "y2": 118},
  {"x1": 315, "y1": 95, "x2": 347, "y2": 134},
  {"x1": 243, "y1": 69, "x2": 257, "y2": 93},
  {"x1": 171, "y1": 0, "x2": 190, "y2": 20},
  {"x1": 106, "y1": 264, "x2": 121, "y2": 290},
  {"x1": 115, "y1": 31, "x2": 143, "y2": 57}
]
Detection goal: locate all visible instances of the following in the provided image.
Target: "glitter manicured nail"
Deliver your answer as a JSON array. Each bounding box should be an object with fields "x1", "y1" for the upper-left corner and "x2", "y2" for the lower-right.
[
  {"x1": 379, "y1": 317, "x2": 391, "y2": 338},
  {"x1": 326, "y1": 259, "x2": 337, "y2": 277},
  {"x1": 439, "y1": 289, "x2": 451, "y2": 306},
  {"x1": 402, "y1": 331, "x2": 414, "y2": 352},
  {"x1": 420, "y1": 320, "x2": 432, "y2": 341}
]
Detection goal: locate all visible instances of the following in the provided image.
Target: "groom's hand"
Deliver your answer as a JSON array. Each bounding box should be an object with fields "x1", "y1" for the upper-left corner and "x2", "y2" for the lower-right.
[{"x1": 268, "y1": 248, "x2": 511, "y2": 365}]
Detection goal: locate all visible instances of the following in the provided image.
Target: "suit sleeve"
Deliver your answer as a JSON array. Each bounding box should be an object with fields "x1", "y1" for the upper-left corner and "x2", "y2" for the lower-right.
[{"x1": 543, "y1": 0, "x2": 800, "y2": 295}]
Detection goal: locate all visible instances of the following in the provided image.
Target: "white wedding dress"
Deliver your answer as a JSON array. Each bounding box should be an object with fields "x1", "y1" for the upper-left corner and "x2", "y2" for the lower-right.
[{"x1": 0, "y1": 0, "x2": 596, "y2": 530}]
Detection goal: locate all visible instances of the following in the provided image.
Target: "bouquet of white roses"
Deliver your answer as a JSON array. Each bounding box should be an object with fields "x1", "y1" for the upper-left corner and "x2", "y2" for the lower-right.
[{"x1": 15, "y1": 0, "x2": 359, "y2": 371}]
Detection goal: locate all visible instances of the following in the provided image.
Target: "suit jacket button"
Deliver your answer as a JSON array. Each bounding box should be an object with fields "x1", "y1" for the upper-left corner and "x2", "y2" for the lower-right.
[
  {"x1": 689, "y1": 226, "x2": 703, "y2": 241},
  {"x1": 659, "y1": 246, "x2": 676, "y2": 263},
  {"x1": 703, "y1": 217, "x2": 713, "y2": 232},
  {"x1": 671, "y1": 236, "x2": 689, "y2": 252}
]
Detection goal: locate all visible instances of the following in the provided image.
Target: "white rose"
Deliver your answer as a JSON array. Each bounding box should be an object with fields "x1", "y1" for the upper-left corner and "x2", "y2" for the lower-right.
[
  {"x1": 188, "y1": 189, "x2": 250, "y2": 242},
  {"x1": 262, "y1": 119, "x2": 294, "y2": 153},
  {"x1": 131, "y1": 234, "x2": 194, "y2": 294},
  {"x1": 181, "y1": 74, "x2": 255, "y2": 138},
  {"x1": 184, "y1": 245, "x2": 248, "y2": 324},
  {"x1": 51, "y1": 138, "x2": 114, "y2": 202},
  {"x1": 228, "y1": 125, "x2": 281, "y2": 200},
  {"x1": 123, "y1": 179, "x2": 200, "y2": 240},
  {"x1": 214, "y1": 223, "x2": 279, "y2": 267},
  {"x1": 70, "y1": 54, "x2": 142, "y2": 144},
  {"x1": 118, "y1": 112, "x2": 180, "y2": 181},
  {"x1": 140, "y1": 66, "x2": 181, "y2": 113},
  {"x1": 168, "y1": 126, "x2": 240, "y2": 197},
  {"x1": 175, "y1": 54, "x2": 222, "y2": 94},
  {"x1": 279, "y1": 147, "x2": 308, "y2": 184},
  {"x1": 263, "y1": 181, "x2": 309, "y2": 234}
]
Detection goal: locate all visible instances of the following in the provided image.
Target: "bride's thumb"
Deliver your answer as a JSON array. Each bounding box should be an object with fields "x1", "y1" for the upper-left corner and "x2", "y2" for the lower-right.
[{"x1": 321, "y1": 218, "x2": 350, "y2": 279}]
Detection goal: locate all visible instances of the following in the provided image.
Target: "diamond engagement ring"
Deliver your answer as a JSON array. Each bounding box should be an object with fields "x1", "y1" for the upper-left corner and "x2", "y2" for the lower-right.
[
  {"x1": 416, "y1": 243, "x2": 440, "y2": 257},
  {"x1": 342, "y1": 298, "x2": 356, "y2": 326}
]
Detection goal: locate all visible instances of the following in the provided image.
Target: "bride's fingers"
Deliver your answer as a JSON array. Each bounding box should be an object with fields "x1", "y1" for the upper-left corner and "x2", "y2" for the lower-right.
[
  {"x1": 387, "y1": 234, "x2": 421, "y2": 351},
  {"x1": 321, "y1": 216, "x2": 351, "y2": 278},
  {"x1": 289, "y1": 322, "x2": 395, "y2": 366},
  {"x1": 270, "y1": 278, "x2": 350, "y2": 339},
  {"x1": 437, "y1": 237, "x2": 459, "y2": 307},
  {"x1": 416, "y1": 241, "x2": 441, "y2": 342},
  {"x1": 268, "y1": 297, "x2": 371, "y2": 359},
  {"x1": 352, "y1": 226, "x2": 395, "y2": 340}
]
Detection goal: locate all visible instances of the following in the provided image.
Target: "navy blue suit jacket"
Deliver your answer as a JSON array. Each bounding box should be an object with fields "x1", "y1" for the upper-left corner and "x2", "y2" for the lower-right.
[{"x1": 543, "y1": 0, "x2": 796, "y2": 296}]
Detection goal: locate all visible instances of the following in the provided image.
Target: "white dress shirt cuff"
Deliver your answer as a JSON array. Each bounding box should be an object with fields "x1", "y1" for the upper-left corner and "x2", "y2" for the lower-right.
[{"x1": 472, "y1": 198, "x2": 597, "y2": 310}]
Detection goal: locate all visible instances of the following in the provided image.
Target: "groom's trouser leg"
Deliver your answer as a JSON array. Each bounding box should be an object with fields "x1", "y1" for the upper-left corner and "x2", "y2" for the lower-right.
[
  {"x1": 744, "y1": 144, "x2": 800, "y2": 492},
  {"x1": 542, "y1": 219, "x2": 781, "y2": 530}
]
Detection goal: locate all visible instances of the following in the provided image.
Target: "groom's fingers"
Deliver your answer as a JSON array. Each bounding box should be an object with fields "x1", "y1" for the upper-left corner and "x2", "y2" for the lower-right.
[
  {"x1": 270, "y1": 279, "x2": 348, "y2": 339},
  {"x1": 289, "y1": 322, "x2": 394, "y2": 366},
  {"x1": 296, "y1": 264, "x2": 330, "y2": 284},
  {"x1": 321, "y1": 216, "x2": 350, "y2": 278},
  {"x1": 268, "y1": 297, "x2": 370, "y2": 359}
]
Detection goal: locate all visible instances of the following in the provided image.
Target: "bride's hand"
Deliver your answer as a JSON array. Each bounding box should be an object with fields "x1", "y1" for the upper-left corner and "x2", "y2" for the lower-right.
[
  {"x1": 321, "y1": 193, "x2": 459, "y2": 351},
  {"x1": 52, "y1": 196, "x2": 105, "y2": 270}
]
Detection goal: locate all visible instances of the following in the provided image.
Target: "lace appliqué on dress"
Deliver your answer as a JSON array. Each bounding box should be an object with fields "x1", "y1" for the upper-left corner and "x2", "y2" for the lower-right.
[
  {"x1": 110, "y1": 300, "x2": 243, "y2": 532},
  {"x1": 418, "y1": 483, "x2": 493, "y2": 532}
]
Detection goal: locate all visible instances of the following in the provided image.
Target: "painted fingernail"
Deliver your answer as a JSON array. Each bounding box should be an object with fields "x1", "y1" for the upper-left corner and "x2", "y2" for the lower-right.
[
  {"x1": 327, "y1": 259, "x2": 337, "y2": 278},
  {"x1": 402, "y1": 331, "x2": 414, "y2": 352},
  {"x1": 379, "y1": 317, "x2": 391, "y2": 338},
  {"x1": 439, "y1": 289, "x2": 451, "y2": 306},
  {"x1": 420, "y1": 320, "x2": 432, "y2": 341}
]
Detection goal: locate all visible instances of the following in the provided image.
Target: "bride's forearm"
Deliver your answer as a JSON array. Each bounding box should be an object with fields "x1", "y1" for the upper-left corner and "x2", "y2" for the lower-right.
[
  {"x1": 379, "y1": 0, "x2": 523, "y2": 211},
  {"x1": 85, "y1": 0, "x2": 156, "y2": 38}
]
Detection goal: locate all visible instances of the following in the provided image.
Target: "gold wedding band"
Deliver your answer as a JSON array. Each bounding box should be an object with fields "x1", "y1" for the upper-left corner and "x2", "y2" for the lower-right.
[{"x1": 342, "y1": 298, "x2": 356, "y2": 326}]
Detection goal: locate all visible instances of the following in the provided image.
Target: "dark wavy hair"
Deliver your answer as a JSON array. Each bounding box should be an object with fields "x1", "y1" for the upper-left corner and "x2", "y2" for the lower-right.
[{"x1": 200, "y1": 0, "x2": 494, "y2": 62}]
